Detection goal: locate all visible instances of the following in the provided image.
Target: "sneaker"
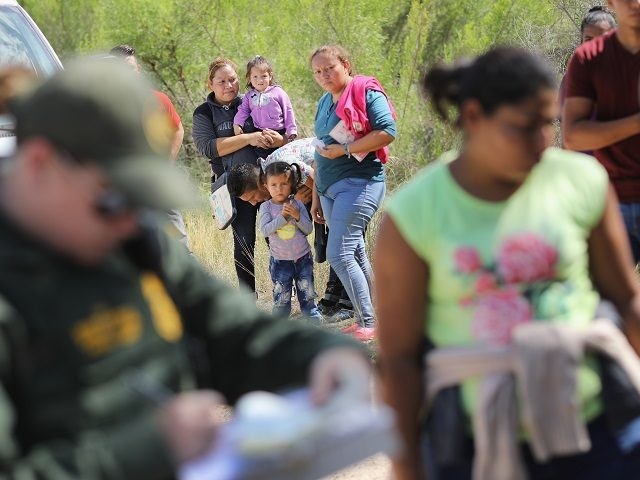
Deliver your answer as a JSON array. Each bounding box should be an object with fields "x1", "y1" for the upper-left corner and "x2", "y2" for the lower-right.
[
  {"x1": 318, "y1": 301, "x2": 341, "y2": 317},
  {"x1": 351, "y1": 326, "x2": 376, "y2": 342},
  {"x1": 340, "y1": 323, "x2": 359, "y2": 334},
  {"x1": 337, "y1": 300, "x2": 354, "y2": 311},
  {"x1": 305, "y1": 308, "x2": 323, "y2": 325},
  {"x1": 330, "y1": 308, "x2": 355, "y2": 322}
]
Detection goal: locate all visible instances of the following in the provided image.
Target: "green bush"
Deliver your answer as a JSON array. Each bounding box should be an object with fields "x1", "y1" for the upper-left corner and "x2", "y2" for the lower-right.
[
  {"x1": 18, "y1": 0, "x2": 603, "y2": 291},
  {"x1": 22, "y1": 0, "x2": 600, "y2": 189}
]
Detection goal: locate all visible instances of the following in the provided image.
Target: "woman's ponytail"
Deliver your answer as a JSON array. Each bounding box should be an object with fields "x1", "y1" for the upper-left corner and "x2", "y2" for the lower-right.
[
  {"x1": 422, "y1": 60, "x2": 471, "y2": 122},
  {"x1": 421, "y1": 47, "x2": 556, "y2": 125},
  {"x1": 288, "y1": 162, "x2": 302, "y2": 195}
]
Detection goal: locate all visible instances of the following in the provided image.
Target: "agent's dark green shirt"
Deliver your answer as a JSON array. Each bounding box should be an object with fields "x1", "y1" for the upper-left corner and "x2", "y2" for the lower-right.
[{"x1": 0, "y1": 212, "x2": 358, "y2": 479}]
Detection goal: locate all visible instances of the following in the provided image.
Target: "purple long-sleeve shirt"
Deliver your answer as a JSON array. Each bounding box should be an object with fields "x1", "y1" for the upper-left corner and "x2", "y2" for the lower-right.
[
  {"x1": 233, "y1": 85, "x2": 297, "y2": 137},
  {"x1": 258, "y1": 198, "x2": 312, "y2": 261}
]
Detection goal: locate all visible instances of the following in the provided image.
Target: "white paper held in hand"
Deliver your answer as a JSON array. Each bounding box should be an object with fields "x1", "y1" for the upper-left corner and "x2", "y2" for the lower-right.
[
  {"x1": 328, "y1": 120, "x2": 367, "y2": 161},
  {"x1": 310, "y1": 137, "x2": 325, "y2": 149}
]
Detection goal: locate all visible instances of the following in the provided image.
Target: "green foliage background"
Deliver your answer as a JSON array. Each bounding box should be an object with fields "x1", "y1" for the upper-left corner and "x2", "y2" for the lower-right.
[{"x1": 21, "y1": 0, "x2": 601, "y2": 190}]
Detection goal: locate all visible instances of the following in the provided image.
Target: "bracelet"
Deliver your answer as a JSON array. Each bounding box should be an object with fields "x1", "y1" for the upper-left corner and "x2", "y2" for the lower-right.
[{"x1": 344, "y1": 143, "x2": 351, "y2": 158}]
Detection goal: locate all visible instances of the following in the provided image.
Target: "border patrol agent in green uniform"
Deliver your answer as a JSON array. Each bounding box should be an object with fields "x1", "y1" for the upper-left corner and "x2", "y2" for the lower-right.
[{"x1": 0, "y1": 60, "x2": 369, "y2": 479}]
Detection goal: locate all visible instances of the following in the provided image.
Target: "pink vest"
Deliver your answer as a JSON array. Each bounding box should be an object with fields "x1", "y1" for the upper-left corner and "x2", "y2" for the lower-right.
[{"x1": 335, "y1": 75, "x2": 397, "y2": 163}]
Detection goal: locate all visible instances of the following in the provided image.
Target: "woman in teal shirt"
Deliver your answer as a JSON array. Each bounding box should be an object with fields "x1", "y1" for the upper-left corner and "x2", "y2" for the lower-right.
[
  {"x1": 310, "y1": 44, "x2": 396, "y2": 341},
  {"x1": 376, "y1": 47, "x2": 640, "y2": 479}
]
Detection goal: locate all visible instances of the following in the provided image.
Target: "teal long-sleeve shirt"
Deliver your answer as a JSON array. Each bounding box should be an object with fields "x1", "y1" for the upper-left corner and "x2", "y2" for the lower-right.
[{"x1": 313, "y1": 89, "x2": 397, "y2": 194}]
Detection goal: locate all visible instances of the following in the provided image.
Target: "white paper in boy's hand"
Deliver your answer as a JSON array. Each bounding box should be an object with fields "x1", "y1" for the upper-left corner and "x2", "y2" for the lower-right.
[
  {"x1": 328, "y1": 120, "x2": 367, "y2": 161},
  {"x1": 310, "y1": 137, "x2": 325, "y2": 149}
]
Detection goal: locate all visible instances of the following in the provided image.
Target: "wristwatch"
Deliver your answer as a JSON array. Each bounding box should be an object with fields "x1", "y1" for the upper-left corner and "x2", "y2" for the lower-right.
[{"x1": 343, "y1": 143, "x2": 351, "y2": 158}]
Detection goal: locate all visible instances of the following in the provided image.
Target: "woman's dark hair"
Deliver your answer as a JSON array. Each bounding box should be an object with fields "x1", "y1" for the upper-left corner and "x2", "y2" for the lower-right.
[
  {"x1": 110, "y1": 44, "x2": 135, "y2": 57},
  {"x1": 227, "y1": 163, "x2": 261, "y2": 197},
  {"x1": 262, "y1": 161, "x2": 301, "y2": 195},
  {"x1": 581, "y1": 6, "x2": 616, "y2": 34},
  {"x1": 422, "y1": 46, "x2": 556, "y2": 123},
  {"x1": 206, "y1": 57, "x2": 237, "y2": 88},
  {"x1": 310, "y1": 44, "x2": 353, "y2": 75},
  {"x1": 245, "y1": 55, "x2": 275, "y2": 90}
]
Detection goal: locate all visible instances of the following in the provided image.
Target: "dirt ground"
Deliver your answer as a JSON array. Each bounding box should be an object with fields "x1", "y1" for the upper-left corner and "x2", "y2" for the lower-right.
[{"x1": 325, "y1": 453, "x2": 391, "y2": 479}]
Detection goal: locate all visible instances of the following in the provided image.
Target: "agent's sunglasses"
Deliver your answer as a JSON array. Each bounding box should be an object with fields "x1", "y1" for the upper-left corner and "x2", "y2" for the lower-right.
[
  {"x1": 94, "y1": 188, "x2": 136, "y2": 219},
  {"x1": 56, "y1": 149, "x2": 137, "y2": 220}
]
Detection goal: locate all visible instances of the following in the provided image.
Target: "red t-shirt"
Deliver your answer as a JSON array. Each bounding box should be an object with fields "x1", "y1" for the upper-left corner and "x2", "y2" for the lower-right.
[
  {"x1": 153, "y1": 90, "x2": 181, "y2": 130},
  {"x1": 565, "y1": 29, "x2": 640, "y2": 203}
]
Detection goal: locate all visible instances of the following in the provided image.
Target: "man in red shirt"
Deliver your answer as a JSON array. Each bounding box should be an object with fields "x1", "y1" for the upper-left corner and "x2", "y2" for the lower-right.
[
  {"x1": 110, "y1": 44, "x2": 190, "y2": 249},
  {"x1": 563, "y1": 1, "x2": 640, "y2": 264}
]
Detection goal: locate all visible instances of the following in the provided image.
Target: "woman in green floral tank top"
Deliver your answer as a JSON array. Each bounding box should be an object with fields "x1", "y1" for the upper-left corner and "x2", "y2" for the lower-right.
[{"x1": 376, "y1": 47, "x2": 640, "y2": 480}]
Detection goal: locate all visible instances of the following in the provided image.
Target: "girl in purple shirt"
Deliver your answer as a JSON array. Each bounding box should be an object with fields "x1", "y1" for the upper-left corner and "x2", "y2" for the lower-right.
[{"x1": 233, "y1": 56, "x2": 297, "y2": 157}]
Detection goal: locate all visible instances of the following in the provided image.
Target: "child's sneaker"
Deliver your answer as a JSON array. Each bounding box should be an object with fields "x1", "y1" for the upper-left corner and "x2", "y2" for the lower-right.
[
  {"x1": 351, "y1": 326, "x2": 376, "y2": 342},
  {"x1": 304, "y1": 306, "x2": 324, "y2": 325}
]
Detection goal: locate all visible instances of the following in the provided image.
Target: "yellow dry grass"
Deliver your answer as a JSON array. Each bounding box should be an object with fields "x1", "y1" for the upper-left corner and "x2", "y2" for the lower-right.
[
  {"x1": 182, "y1": 208, "x2": 328, "y2": 310},
  {"x1": 180, "y1": 154, "x2": 415, "y2": 308},
  {"x1": 181, "y1": 203, "x2": 383, "y2": 312}
]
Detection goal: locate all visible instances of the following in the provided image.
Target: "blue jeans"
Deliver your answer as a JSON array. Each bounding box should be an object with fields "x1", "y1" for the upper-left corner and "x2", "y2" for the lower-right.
[
  {"x1": 619, "y1": 203, "x2": 640, "y2": 265},
  {"x1": 269, "y1": 252, "x2": 321, "y2": 320},
  {"x1": 319, "y1": 178, "x2": 385, "y2": 328}
]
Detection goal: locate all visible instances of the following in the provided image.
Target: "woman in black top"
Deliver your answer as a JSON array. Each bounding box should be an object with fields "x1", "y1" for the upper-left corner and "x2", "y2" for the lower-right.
[{"x1": 193, "y1": 57, "x2": 284, "y2": 293}]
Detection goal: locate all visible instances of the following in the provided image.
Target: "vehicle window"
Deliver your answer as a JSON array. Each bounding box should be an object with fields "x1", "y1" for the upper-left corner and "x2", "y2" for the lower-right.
[{"x1": 0, "y1": 6, "x2": 59, "y2": 76}]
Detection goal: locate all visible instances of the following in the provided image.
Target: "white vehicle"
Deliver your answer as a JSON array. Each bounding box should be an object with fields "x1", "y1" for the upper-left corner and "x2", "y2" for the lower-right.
[{"x1": 0, "y1": 0, "x2": 62, "y2": 156}]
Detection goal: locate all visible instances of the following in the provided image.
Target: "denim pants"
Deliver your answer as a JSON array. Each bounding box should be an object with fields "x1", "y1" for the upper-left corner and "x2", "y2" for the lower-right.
[
  {"x1": 319, "y1": 177, "x2": 385, "y2": 328},
  {"x1": 269, "y1": 252, "x2": 320, "y2": 319},
  {"x1": 619, "y1": 203, "x2": 640, "y2": 265}
]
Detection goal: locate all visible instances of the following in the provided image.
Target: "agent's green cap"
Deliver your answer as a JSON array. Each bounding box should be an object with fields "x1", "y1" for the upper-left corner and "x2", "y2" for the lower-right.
[{"x1": 10, "y1": 58, "x2": 198, "y2": 210}]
